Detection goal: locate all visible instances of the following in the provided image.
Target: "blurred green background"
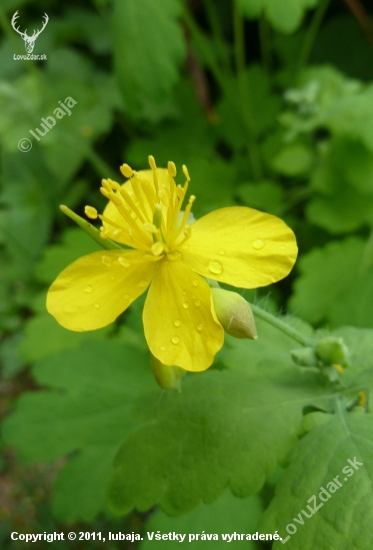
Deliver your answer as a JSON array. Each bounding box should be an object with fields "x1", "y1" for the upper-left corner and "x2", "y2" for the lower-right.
[{"x1": 1, "y1": 0, "x2": 373, "y2": 548}]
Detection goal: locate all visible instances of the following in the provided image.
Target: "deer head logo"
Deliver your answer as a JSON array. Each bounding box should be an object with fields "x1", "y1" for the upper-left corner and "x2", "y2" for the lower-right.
[{"x1": 11, "y1": 11, "x2": 49, "y2": 54}]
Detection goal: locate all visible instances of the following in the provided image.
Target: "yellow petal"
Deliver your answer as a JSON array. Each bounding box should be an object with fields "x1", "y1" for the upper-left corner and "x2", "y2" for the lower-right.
[
  {"x1": 47, "y1": 250, "x2": 158, "y2": 331},
  {"x1": 102, "y1": 168, "x2": 171, "y2": 246},
  {"x1": 183, "y1": 206, "x2": 298, "y2": 288},
  {"x1": 143, "y1": 259, "x2": 224, "y2": 372}
]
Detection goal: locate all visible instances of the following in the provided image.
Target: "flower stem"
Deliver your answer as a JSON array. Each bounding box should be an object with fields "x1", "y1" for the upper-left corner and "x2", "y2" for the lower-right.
[
  {"x1": 249, "y1": 303, "x2": 315, "y2": 347},
  {"x1": 233, "y1": 0, "x2": 263, "y2": 179},
  {"x1": 60, "y1": 205, "x2": 122, "y2": 251},
  {"x1": 297, "y1": 0, "x2": 331, "y2": 72}
]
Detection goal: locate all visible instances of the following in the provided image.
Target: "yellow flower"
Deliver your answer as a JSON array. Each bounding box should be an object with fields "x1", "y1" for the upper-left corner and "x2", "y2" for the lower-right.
[{"x1": 47, "y1": 156, "x2": 297, "y2": 372}]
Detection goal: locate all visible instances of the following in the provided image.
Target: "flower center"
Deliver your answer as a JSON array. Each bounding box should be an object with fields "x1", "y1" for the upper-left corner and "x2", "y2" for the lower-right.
[{"x1": 89, "y1": 156, "x2": 195, "y2": 257}]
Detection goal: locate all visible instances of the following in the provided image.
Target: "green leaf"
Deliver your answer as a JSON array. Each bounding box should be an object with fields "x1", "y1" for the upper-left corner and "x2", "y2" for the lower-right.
[
  {"x1": 260, "y1": 412, "x2": 373, "y2": 549},
  {"x1": 126, "y1": 80, "x2": 215, "y2": 168},
  {"x1": 141, "y1": 491, "x2": 263, "y2": 549},
  {"x1": 216, "y1": 66, "x2": 280, "y2": 149},
  {"x1": 270, "y1": 143, "x2": 314, "y2": 176},
  {"x1": 34, "y1": 228, "x2": 100, "y2": 285},
  {"x1": 20, "y1": 312, "x2": 111, "y2": 362},
  {"x1": 220, "y1": 315, "x2": 314, "y2": 370},
  {"x1": 289, "y1": 237, "x2": 373, "y2": 328},
  {"x1": 3, "y1": 340, "x2": 156, "y2": 521},
  {"x1": 238, "y1": 0, "x2": 317, "y2": 33},
  {"x1": 113, "y1": 0, "x2": 185, "y2": 122},
  {"x1": 236, "y1": 180, "x2": 285, "y2": 215},
  {"x1": 108, "y1": 360, "x2": 329, "y2": 516}
]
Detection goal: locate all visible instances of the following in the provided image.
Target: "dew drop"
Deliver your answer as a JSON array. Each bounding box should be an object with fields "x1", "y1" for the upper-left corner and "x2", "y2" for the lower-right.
[
  {"x1": 138, "y1": 279, "x2": 148, "y2": 288},
  {"x1": 192, "y1": 279, "x2": 199, "y2": 287},
  {"x1": 94, "y1": 303, "x2": 100, "y2": 309},
  {"x1": 208, "y1": 260, "x2": 223, "y2": 275},
  {"x1": 160, "y1": 345, "x2": 166, "y2": 351},
  {"x1": 195, "y1": 299, "x2": 201, "y2": 307},
  {"x1": 84, "y1": 285, "x2": 93, "y2": 293},
  {"x1": 252, "y1": 239, "x2": 265, "y2": 250},
  {"x1": 101, "y1": 255, "x2": 112, "y2": 267},
  {"x1": 183, "y1": 301, "x2": 190, "y2": 309},
  {"x1": 174, "y1": 319, "x2": 181, "y2": 327},
  {"x1": 172, "y1": 336, "x2": 180, "y2": 344},
  {"x1": 219, "y1": 249, "x2": 226, "y2": 255},
  {"x1": 197, "y1": 323, "x2": 203, "y2": 331},
  {"x1": 118, "y1": 257, "x2": 130, "y2": 267},
  {"x1": 123, "y1": 294, "x2": 130, "y2": 300},
  {"x1": 183, "y1": 244, "x2": 189, "y2": 250},
  {"x1": 281, "y1": 245, "x2": 286, "y2": 250}
]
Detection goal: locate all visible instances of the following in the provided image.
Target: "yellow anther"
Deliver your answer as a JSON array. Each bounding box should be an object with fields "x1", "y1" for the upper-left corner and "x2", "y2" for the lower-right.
[
  {"x1": 151, "y1": 242, "x2": 164, "y2": 256},
  {"x1": 168, "y1": 161, "x2": 177, "y2": 178},
  {"x1": 120, "y1": 164, "x2": 133, "y2": 178},
  {"x1": 85, "y1": 205, "x2": 98, "y2": 219},
  {"x1": 144, "y1": 222, "x2": 157, "y2": 233},
  {"x1": 148, "y1": 155, "x2": 157, "y2": 171},
  {"x1": 189, "y1": 195, "x2": 196, "y2": 204},
  {"x1": 182, "y1": 164, "x2": 190, "y2": 182},
  {"x1": 101, "y1": 179, "x2": 111, "y2": 192},
  {"x1": 332, "y1": 364, "x2": 344, "y2": 374},
  {"x1": 100, "y1": 187, "x2": 110, "y2": 199},
  {"x1": 107, "y1": 179, "x2": 121, "y2": 191}
]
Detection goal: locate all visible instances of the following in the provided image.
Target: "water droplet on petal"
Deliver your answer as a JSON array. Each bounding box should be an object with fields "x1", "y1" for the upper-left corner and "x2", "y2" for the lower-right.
[
  {"x1": 118, "y1": 257, "x2": 130, "y2": 267},
  {"x1": 138, "y1": 279, "x2": 148, "y2": 288},
  {"x1": 197, "y1": 324, "x2": 203, "y2": 331},
  {"x1": 209, "y1": 260, "x2": 223, "y2": 274},
  {"x1": 252, "y1": 239, "x2": 265, "y2": 250},
  {"x1": 84, "y1": 285, "x2": 93, "y2": 293},
  {"x1": 123, "y1": 294, "x2": 130, "y2": 300},
  {"x1": 183, "y1": 244, "x2": 189, "y2": 250},
  {"x1": 160, "y1": 345, "x2": 166, "y2": 351},
  {"x1": 172, "y1": 336, "x2": 180, "y2": 344},
  {"x1": 281, "y1": 245, "x2": 286, "y2": 250},
  {"x1": 192, "y1": 279, "x2": 199, "y2": 287},
  {"x1": 174, "y1": 319, "x2": 181, "y2": 327},
  {"x1": 183, "y1": 301, "x2": 190, "y2": 309},
  {"x1": 94, "y1": 303, "x2": 100, "y2": 309},
  {"x1": 219, "y1": 249, "x2": 226, "y2": 255},
  {"x1": 195, "y1": 300, "x2": 201, "y2": 307},
  {"x1": 101, "y1": 255, "x2": 112, "y2": 267}
]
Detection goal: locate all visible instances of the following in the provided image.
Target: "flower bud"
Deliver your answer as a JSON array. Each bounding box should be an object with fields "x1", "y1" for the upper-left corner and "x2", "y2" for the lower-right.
[
  {"x1": 211, "y1": 288, "x2": 257, "y2": 340},
  {"x1": 315, "y1": 336, "x2": 349, "y2": 368},
  {"x1": 150, "y1": 353, "x2": 186, "y2": 391}
]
